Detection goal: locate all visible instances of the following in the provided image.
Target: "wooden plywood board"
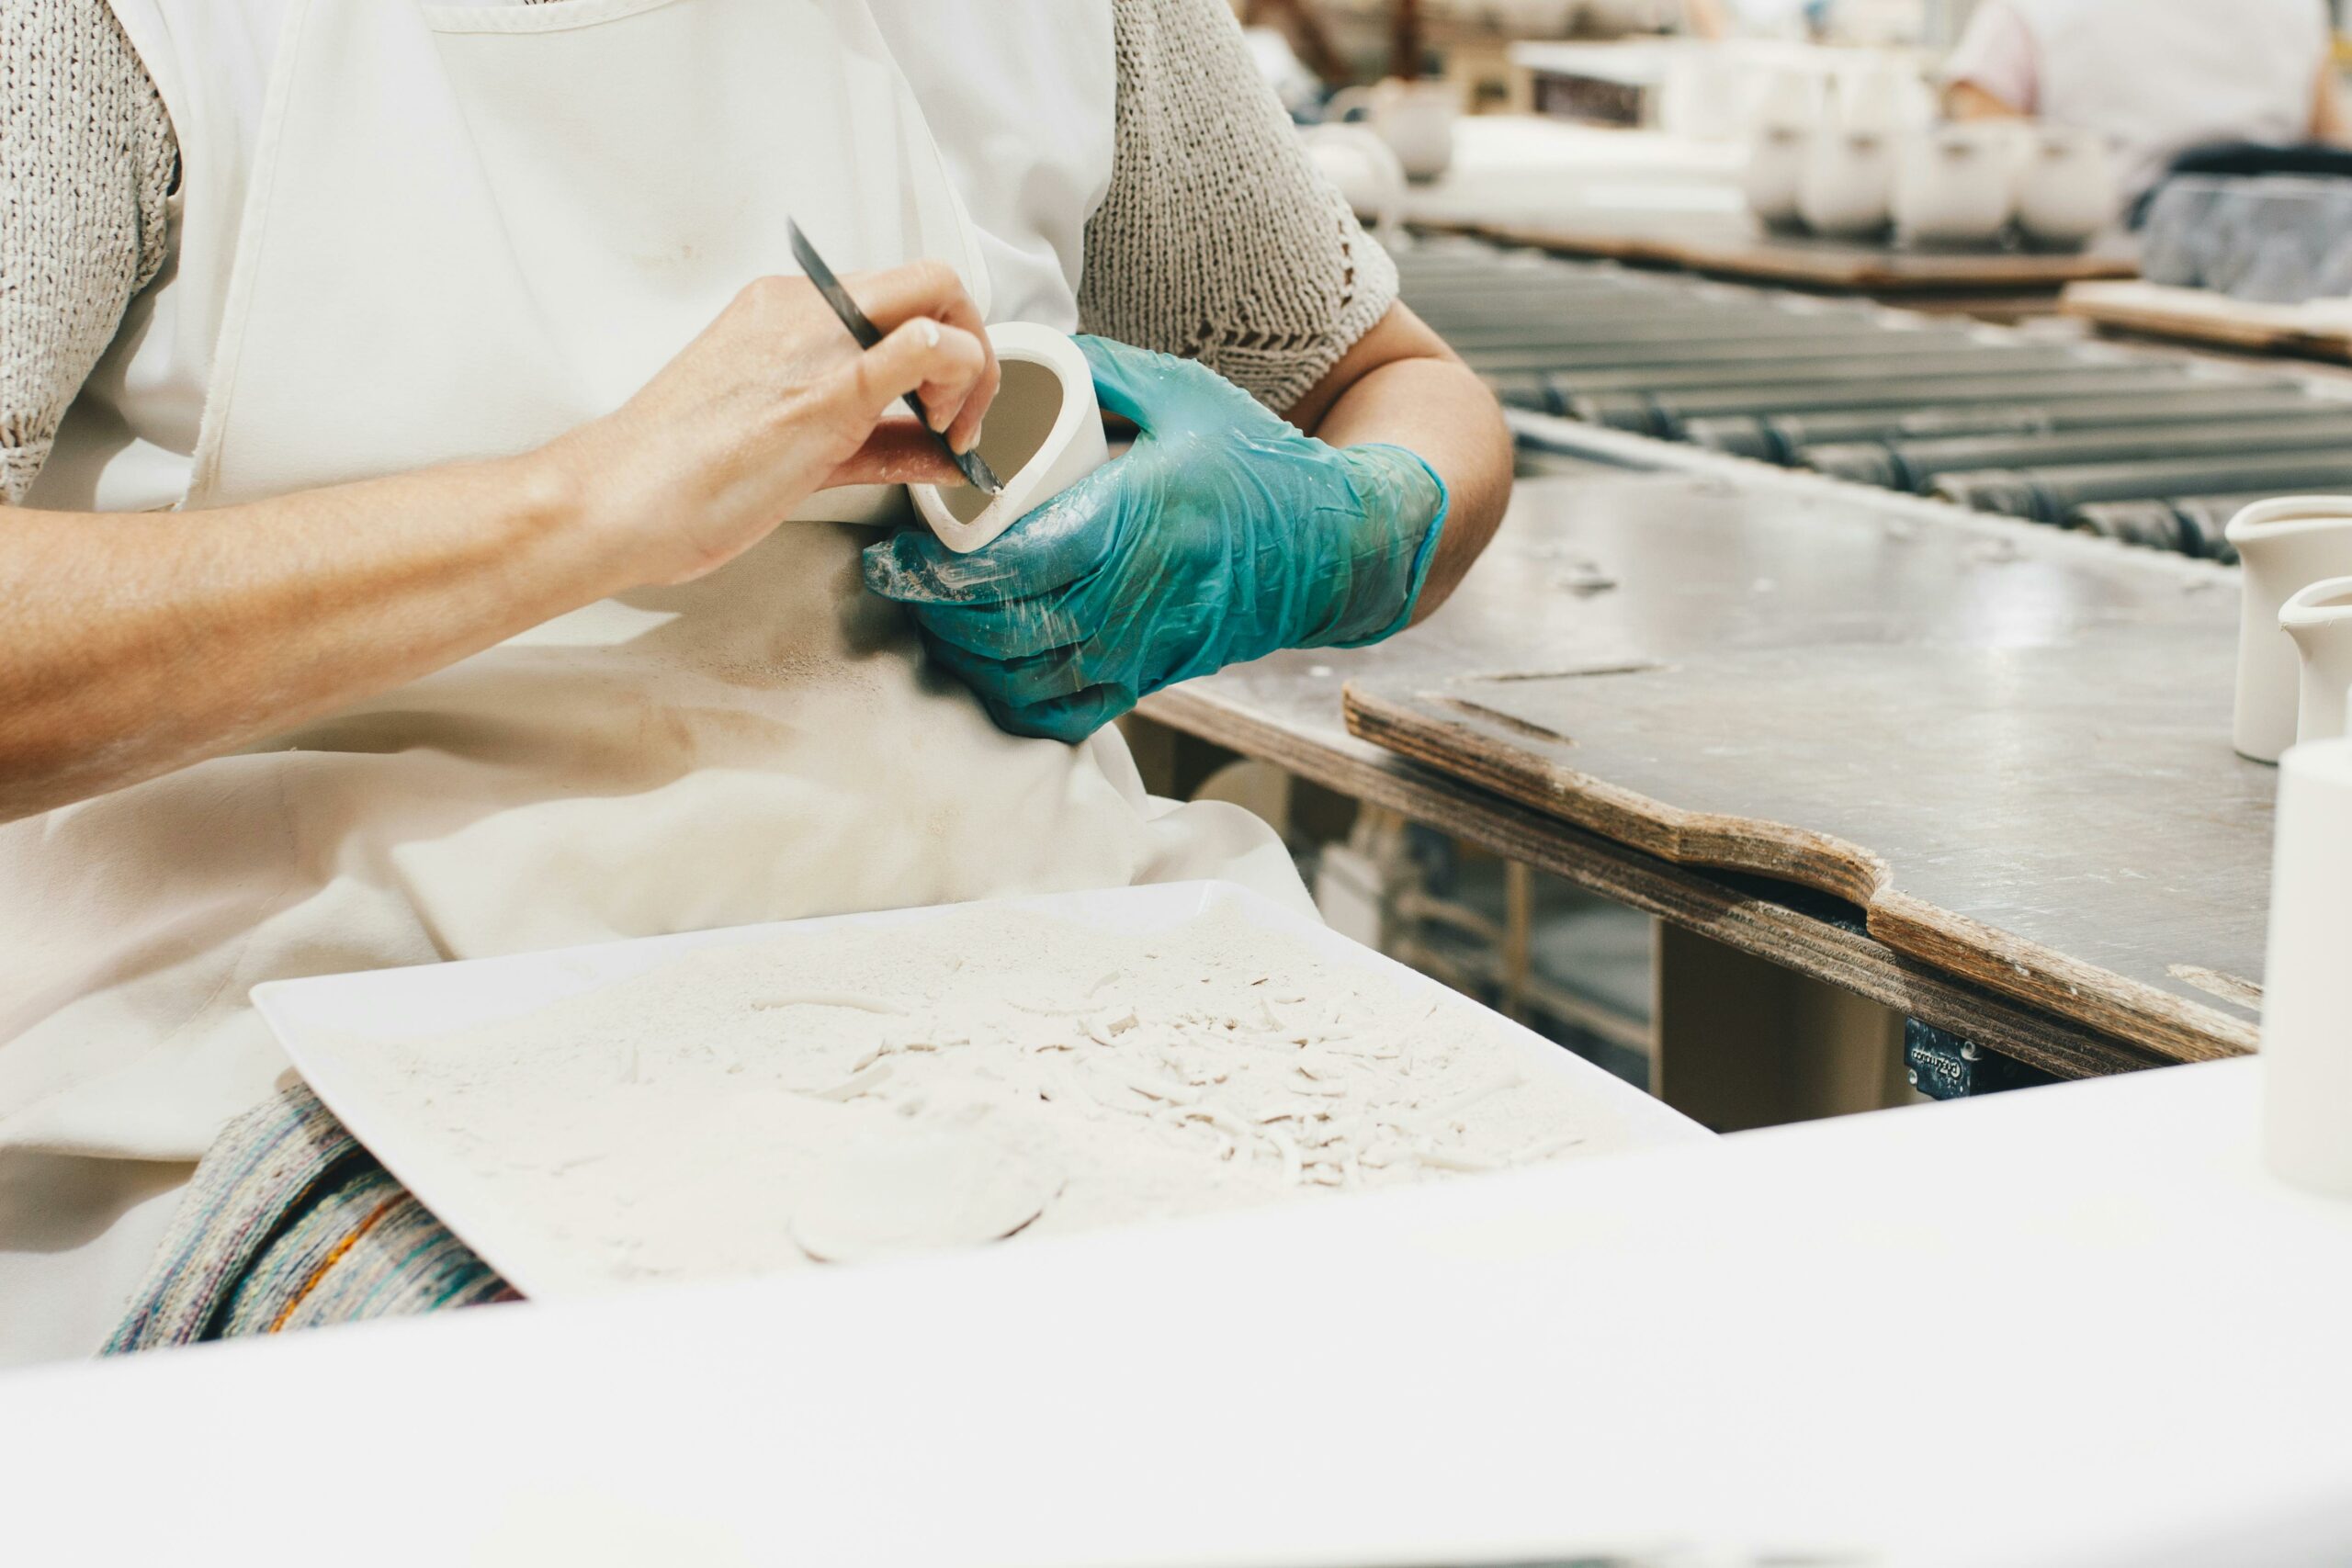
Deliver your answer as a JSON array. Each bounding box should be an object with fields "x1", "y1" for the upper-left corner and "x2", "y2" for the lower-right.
[
  {"x1": 1436, "y1": 210, "x2": 2135, "y2": 294},
  {"x1": 2064, "y1": 279, "x2": 2352, "y2": 364},
  {"x1": 1142, "y1": 472, "x2": 2245, "y2": 1073},
  {"x1": 1343, "y1": 541, "x2": 2270, "y2": 1065}
]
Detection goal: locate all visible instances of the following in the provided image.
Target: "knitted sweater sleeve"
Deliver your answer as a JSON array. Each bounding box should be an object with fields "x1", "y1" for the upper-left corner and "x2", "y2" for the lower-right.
[
  {"x1": 1080, "y1": 0, "x2": 1400, "y2": 414},
  {"x1": 0, "y1": 0, "x2": 176, "y2": 504}
]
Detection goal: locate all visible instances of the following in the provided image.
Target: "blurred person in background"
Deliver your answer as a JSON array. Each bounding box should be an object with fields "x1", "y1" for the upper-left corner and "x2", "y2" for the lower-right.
[{"x1": 1943, "y1": 0, "x2": 2349, "y2": 207}]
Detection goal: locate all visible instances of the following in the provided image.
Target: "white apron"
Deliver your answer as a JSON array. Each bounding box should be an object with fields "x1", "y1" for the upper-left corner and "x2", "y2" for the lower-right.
[{"x1": 2, "y1": 0, "x2": 1304, "y2": 1364}]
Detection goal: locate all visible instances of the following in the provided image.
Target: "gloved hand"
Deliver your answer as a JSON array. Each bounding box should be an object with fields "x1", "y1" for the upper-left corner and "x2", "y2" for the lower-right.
[{"x1": 861, "y1": 335, "x2": 1448, "y2": 742}]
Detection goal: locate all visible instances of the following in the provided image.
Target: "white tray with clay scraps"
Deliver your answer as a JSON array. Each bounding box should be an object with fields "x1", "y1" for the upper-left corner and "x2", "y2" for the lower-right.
[{"x1": 254, "y1": 879, "x2": 1707, "y2": 1300}]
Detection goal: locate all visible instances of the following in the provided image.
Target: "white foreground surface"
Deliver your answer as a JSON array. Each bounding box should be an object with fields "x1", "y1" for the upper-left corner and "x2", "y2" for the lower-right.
[{"x1": 5, "y1": 1058, "x2": 2346, "y2": 1567}]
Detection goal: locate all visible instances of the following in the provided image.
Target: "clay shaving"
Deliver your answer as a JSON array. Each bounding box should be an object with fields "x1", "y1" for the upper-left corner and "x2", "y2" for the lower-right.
[{"x1": 342, "y1": 905, "x2": 1663, "y2": 1287}]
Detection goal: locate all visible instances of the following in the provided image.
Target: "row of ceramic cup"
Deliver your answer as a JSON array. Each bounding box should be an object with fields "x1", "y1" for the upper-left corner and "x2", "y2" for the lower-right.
[
  {"x1": 2231, "y1": 497, "x2": 2352, "y2": 764},
  {"x1": 1748, "y1": 116, "x2": 2119, "y2": 244}
]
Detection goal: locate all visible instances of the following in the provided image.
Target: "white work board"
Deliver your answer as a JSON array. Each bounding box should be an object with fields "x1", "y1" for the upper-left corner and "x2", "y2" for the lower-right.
[
  {"x1": 4, "y1": 1060, "x2": 2347, "y2": 1567},
  {"x1": 252, "y1": 881, "x2": 1701, "y2": 1298}
]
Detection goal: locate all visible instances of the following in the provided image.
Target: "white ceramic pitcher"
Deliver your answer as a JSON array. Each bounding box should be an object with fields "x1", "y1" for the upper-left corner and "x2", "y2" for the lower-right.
[
  {"x1": 1329, "y1": 78, "x2": 1459, "y2": 183},
  {"x1": 2263, "y1": 735, "x2": 2352, "y2": 1197},
  {"x1": 2227, "y1": 497, "x2": 2352, "y2": 762},
  {"x1": 2280, "y1": 576, "x2": 2352, "y2": 747}
]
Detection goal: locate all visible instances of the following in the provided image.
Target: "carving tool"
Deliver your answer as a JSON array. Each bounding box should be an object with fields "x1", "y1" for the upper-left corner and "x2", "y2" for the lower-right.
[{"x1": 787, "y1": 220, "x2": 1002, "y2": 497}]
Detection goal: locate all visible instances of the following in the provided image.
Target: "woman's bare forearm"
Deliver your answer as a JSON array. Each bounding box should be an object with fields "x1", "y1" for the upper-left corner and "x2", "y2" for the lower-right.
[
  {"x1": 0, "y1": 450, "x2": 615, "y2": 821},
  {"x1": 1287, "y1": 301, "x2": 1514, "y2": 622},
  {"x1": 0, "y1": 265, "x2": 998, "y2": 823}
]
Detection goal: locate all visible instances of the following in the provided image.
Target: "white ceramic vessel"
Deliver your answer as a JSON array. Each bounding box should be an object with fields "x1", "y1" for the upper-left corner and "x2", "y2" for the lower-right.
[
  {"x1": 1892, "y1": 122, "x2": 2019, "y2": 246},
  {"x1": 1744, "y1": 126, "x2": 1811, "y2": 229},
  {"x1": 1742, "y1": 67, "x2": 1816, "y2": 229},
  {"x1": 2280, "y1": 575, "x2": 2352, "y2": 746},
  {"x1": 2227, "y1": 498, "x2": 2352, "y2": 762},
  {"x1": 2262, "y1": 736, "x2": 2352, "y2": 1198},
  {"x1": 1301, "y1": 123, "x2": 1407, "y2": 235},
  {"x1": 1329, "y1": 77, "x2": 1459, "y2": 183},
  {"x1": 1798, "y1": 125, "x2": 1896, "y2": 237},
  {"x1": 2015, "y1": 125, "x2": 2119, "y2": 247},
  {"x1": 910, "y1": 322, "x2": 1107, "y2": 555}
]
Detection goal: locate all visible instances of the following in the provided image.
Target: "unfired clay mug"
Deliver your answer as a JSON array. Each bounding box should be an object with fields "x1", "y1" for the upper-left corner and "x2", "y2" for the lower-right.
[
  {"x1": 2015, "y1": 125, "x2": 2118, "y2": 248},
  {"x1": 1302, "y1": 123, "x2": 1407, "y2": 235},
  {"x1": 2280, "y1": 575, "x2": 2352, "y2": 747},
  {"x1": 1798, "y1": 125, "x2": 1895, "y2": 237},
  {"x1": 1329, "y1": 78, "x2": 1459, "y2": 183},
  {"x1": 1892, "y1": 122, "x2": 2019, "y2": 246},
  {"x1": 910, "y1": 323, "x2": 1106, "y2": 555},
  {"x1": 2227, "y1": 497, "x2": 2352, "y2": 761}
]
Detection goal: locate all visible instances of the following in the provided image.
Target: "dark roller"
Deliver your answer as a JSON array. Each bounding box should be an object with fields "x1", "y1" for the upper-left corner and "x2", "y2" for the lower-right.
[
  {"x1": 2059, "y1": 499, "x2": 2202, "y2": 555},
  {"x1": 1801, "y1": 411, "x2": 2352, "y2": 491},
  {"x1": 1935, "y1": 453, "x2": 2352, "y2": 525},
  {"x1": 1668, "y1": 381, "x2": 2317, "y2": 456},
  {"x1": 1586, "y1": 367, "x2": 2224, "y2": 437},
  {"x1": 1550, "y1": 344, "x2": 2098, "y2": 401},
  {"x1": 2065, "y1": 491, "x2": 2329, "y2": 563},
  {"x1": 1478, "y1": 369, "x2": 1558, "y2": 412},
  {"x1": 1444, "y1": 328, "x2": 1982, "y2": 371}
]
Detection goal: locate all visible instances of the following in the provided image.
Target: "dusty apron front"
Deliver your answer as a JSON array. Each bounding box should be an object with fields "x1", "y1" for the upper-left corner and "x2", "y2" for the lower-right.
[{"x1": 0, "y1": 0, "x2": 1301, "y2": 1363}]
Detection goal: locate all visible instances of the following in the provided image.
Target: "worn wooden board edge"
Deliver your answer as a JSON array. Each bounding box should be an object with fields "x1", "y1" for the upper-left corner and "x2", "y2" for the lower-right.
[
  {"x1": 2062, "y1": 280, "x2": 2352, "y2": 364},
  {"x1": 1340, "y1": 682, "x2": 2256, "y2": 1068},
  {"x1": 1423, "y1": 218, "x2": 2137, "y2": 292},
  {"x1": 1136, "y1": 684, "x2": 2173, "y2": 1082}
]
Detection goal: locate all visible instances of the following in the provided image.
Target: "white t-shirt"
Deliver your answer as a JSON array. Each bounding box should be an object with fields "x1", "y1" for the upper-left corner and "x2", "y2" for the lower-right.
[{"x1": 1945, "y1": 0, "x2": 2330, "y2": 198}]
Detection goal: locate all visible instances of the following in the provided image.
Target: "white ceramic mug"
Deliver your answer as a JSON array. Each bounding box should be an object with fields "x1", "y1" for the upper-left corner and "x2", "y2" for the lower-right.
[
  {"x1": 1892, "y1": 122, "x2": 2019, "y2": 246},
  {"x1": 2281, "y1": 575, "x2": 2352, "y2": 747},
  {"x1": 1329, "y1": 78, "x2": 1459, "y2": 183},
  {"x1": 910, "y1": 322, "x2": 1107, "y2": 555},
  {"x1": 2226, "y1": 497, "x2": 2352, "y2": 762},
  {"x1": 2015, "y1": 125, "x2": 2119, "y2": 247},
  {"x1": 2263, "y1": 736, "x2": 2352, "y2": 1198}
]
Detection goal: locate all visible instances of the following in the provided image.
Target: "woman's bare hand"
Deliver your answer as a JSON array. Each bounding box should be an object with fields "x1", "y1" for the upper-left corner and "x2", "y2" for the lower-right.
[{"x1": 551, "y1": 260, "x2": 999, "y2": 586}]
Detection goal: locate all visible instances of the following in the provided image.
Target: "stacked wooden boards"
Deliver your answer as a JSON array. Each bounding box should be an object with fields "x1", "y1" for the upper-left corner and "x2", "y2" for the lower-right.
[
  {"x1": 1323, "y1": 473, "x2": 2267, "y2": 1069},
  {"x1": 1430, "y1": 208, "x2": 2133, "y2": 303},
  {"x1": 2064, "y1": 278, "x2": 2352, "y2": 366},
  {"x1": 1402, "y1": 239, "x2": 2352, "y2": 561}
]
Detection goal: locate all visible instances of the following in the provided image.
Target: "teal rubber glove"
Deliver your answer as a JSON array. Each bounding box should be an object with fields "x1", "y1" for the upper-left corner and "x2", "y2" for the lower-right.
[{"x1": 862, "y1": 335, "x2": 1449, "y2": 743}]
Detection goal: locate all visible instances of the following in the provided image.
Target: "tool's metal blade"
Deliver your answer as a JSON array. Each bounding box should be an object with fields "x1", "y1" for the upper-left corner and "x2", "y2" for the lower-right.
[{"x1": 788, "y1": 220, "x2": 1004, "y2": 497}]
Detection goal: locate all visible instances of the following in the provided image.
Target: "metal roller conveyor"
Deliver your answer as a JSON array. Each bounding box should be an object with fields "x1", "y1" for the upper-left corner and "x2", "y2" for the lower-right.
[
  {"x1": 1682, "y1": 386, "x2": 2346, "y2": 464},
  {"x1": 1936, "y1": 452, "x2": 2352, "y2": 525},
  {"x1": 1589, "y1": 367, "x2": 2221, "y2": 437},
  {"x1": 1399, "y1": 239, "x2": 2352, "y2": 556},
  {"x1": 1799, "y1": 411, "x2": 2352, "y2": 492}
]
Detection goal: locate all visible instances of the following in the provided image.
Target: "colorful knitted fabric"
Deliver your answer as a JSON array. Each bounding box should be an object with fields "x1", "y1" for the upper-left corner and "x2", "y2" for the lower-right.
[{"x1": 104, "y1": 1085, "x2": 515, "y2": 1354}]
